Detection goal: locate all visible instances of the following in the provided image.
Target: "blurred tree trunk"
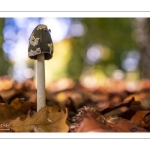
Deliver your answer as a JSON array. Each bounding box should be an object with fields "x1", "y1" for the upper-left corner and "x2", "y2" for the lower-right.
[
  {"x1": 135, "y1": 18, "x2": 150, "y2": 79},
  {"x1": 0, "y1": 18, "x2": 10, "y2": 76}
]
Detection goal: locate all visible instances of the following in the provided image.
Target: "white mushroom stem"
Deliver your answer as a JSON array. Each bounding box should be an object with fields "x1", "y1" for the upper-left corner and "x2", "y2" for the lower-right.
[{"x1": 37, "y1": 53, "x2": 46, "y2": 111}]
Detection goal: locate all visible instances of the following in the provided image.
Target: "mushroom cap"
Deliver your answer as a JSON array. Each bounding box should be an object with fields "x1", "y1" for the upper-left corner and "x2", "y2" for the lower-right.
[{"x1": 28, "y1": 24, "x2": 53, "y2": 60}]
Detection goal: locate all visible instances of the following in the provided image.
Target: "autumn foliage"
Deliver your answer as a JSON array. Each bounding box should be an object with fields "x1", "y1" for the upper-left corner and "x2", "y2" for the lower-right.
[{"x1": 1, "y1": 76, "x2": 150, "y2": 132}]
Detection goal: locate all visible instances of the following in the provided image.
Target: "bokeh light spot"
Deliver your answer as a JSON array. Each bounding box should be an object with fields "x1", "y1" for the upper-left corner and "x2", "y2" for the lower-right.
[
  {"x1": 86, "y1": 45, "x2": 102, "y2": 64},
  {"x1": 23, "y1": 68, "x2": 35, "y2": 79}
]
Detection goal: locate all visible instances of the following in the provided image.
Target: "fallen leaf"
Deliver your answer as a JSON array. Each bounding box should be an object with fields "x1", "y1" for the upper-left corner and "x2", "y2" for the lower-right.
[
  {"x1": 130, "y1": 110, "x2": 150, "y2": 127},
  {"x1": 74, "y1": 116, "x2": 115, "y2": 132},
  {"x1": 143, "y1": 115, "x2": 150, "y2": 131},
  {"x1": 104, "y1": 106, "x2": 129, "y2": 117},
  {"x1": 99, "y1": 97, "x2": 137, "y2": 114},
  {"x1": 106, "y1": 116, "x2": 147, "y2": 132},
  {"x1": 10, "y1": 98, "x2": 36, "y2": 114},
  {"x1": 0, "y1": 103, "x2": 22, "y2": 123},
  {"x1": 130, "y1": 110, "x2": 150, "y2": 131},
  {"x1": 124, "y1": 91, "x2": 150, "y2": 110},
  {"x1": 10, "y1": 105, "x2": 69, "y2": 132},
  {"x1": 0, "y1": 88, "x2": 22, "y2": 103},
  {"x1": 70, "y1": 106, "x2": 116, "y2": 132},
  {"x1": 0, "y1": 98, "x2": 36, "y2": 124},
  {"x1": 23, "y1": 91, "x2": 37, "y2": 103}
]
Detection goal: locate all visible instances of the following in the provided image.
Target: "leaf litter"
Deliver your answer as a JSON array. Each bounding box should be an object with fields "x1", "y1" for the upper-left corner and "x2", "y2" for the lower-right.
[{"x1": 1, "y1": 76, "x2": 150, "y2": 132}]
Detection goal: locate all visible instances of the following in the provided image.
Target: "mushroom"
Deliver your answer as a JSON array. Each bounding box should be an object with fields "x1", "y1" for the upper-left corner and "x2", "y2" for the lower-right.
[{"x1": 28, "y1": 24, "x2": 54, "y2": 111}]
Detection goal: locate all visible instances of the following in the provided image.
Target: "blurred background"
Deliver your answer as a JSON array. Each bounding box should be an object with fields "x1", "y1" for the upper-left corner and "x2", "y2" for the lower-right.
[{"x1": 0, "y1": 18, "x2": 150, "y2": 91}]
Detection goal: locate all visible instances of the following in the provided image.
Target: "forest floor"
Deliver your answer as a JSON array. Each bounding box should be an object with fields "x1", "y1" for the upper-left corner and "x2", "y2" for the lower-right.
[{"x1": 0, "y1": 75, "x2": 150, "y2": 132}]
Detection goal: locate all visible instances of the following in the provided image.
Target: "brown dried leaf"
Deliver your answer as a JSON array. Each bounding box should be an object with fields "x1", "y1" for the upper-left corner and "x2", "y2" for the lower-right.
[
  {"x1": 75, "y1": 116, "x2": 115, "y2": 132},
  {"x1": 23, "y1": 91, "x2": 37, "y2": 103},
  {"x1": 106, "y1": 116, "x2": 147, "y2": 132},
  {"x1": 10, "y1": 105, "x2": 69, "y2": 132},
  {"x1": 70, "y1": 106, "x2": 116, "y2": 132},
  {"x1": 0, "y1": 98, "x2": 36, "y2": 124},
  {"x1": 143, "y1": 115, "x2": 150, "y2": 130},
  {"x1": 0, "y1": 103, "x2": 22, "y2": 123},
  {"x1": 130, "y1": 111, "x2": 150, "y2": 127},
  {"x1": 0, "y1": 89, "x2": 22, "y2": 103},
  {"x1": 130, "y1": 110, "x2": 150, "y2": 131},
  {"x1": 100, "y1": 97, "x2": 137, "y2": 114},
  {"x1": 104, "y1": 106, "x2": 129, "y2": 117},
  {"x1": 124, "y1": 91, "x2": 150, "y2": 110},
  {"x1": 10, "y1": 98, "x2": 36, "y2": 114}
]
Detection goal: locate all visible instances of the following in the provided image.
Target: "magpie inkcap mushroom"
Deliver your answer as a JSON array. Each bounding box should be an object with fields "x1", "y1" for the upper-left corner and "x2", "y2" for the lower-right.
[
  {"x1": 28, "y1": 24, "x2": 54, "y2": 111},
  {"x1": 28, "y1": 24, "x2": 53, "y2": 60}
]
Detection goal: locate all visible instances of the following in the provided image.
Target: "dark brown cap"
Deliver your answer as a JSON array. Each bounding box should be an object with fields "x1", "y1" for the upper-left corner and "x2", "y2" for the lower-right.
[{"x1": 28, "y1": 24, "x2": 53, "y2": 60}]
